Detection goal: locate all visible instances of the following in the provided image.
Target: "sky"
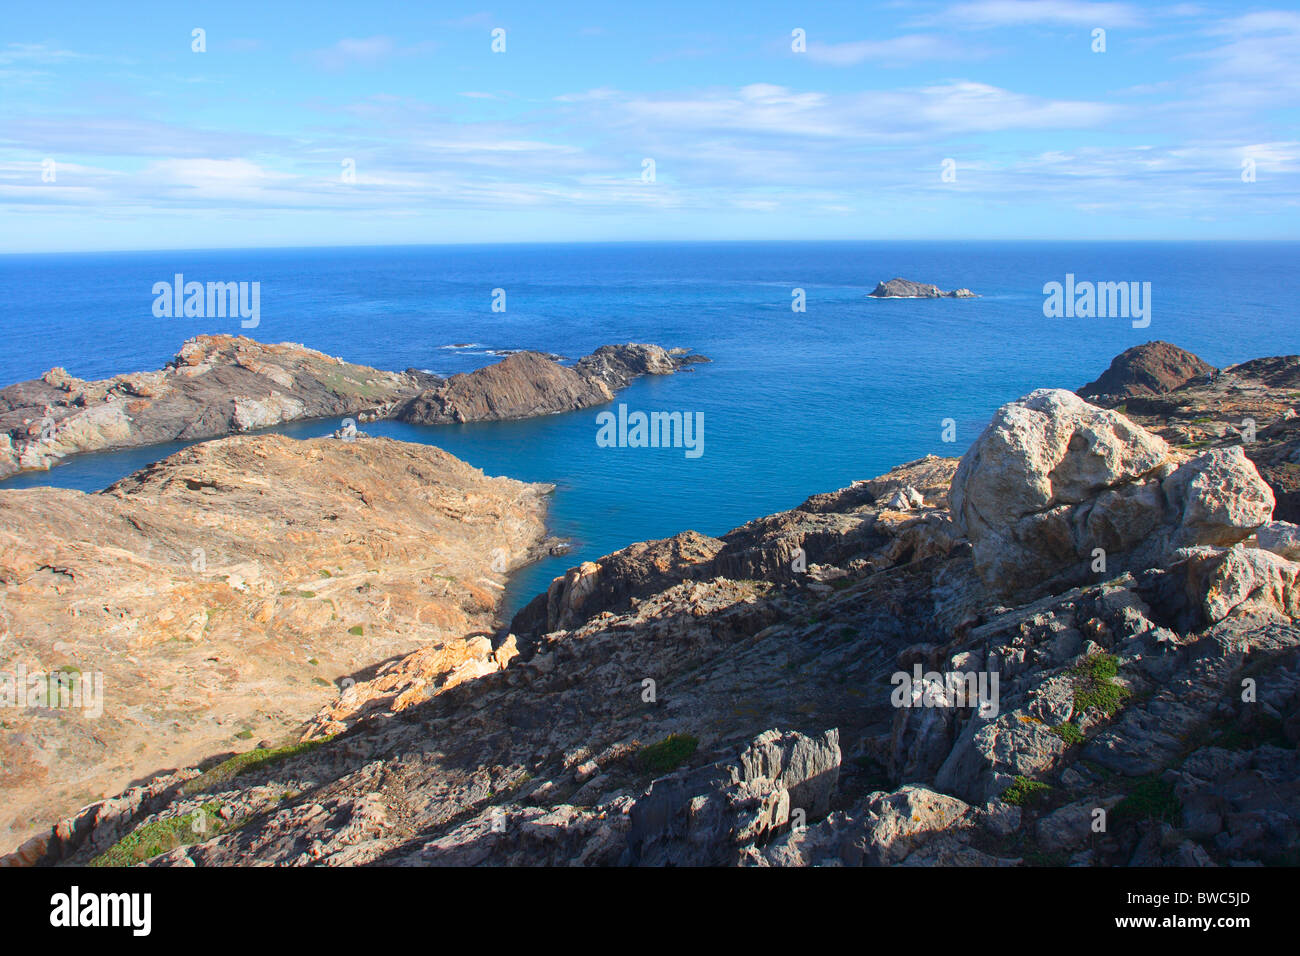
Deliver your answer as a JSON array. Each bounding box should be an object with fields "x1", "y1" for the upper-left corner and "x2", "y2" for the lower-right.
[{"x1": 1, "y1": 0, "x2": 1298, "y2": 251}]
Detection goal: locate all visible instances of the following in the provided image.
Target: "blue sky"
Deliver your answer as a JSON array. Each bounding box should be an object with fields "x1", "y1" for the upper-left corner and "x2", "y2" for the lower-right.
[{"x1": 2, "y1": 0, "x2": 1298, "y2": 251}]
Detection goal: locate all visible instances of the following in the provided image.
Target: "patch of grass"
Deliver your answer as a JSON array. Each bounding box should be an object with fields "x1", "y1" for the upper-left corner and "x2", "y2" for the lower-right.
[
  {"x1": 347, "y1": 624, "x2": 364, "y2": 636},
  {"x1": 1114, "y1": 777, "x2": 1181, "y2": 826},
  {"x1": 89, "y1": 801, "x2": 226, "y2": 867},
  {"x1": 233, "y1": 729, "x2": 253, "y2": 740},
  {"x1": 1002, "y1": 775, "x2": 1052, "y2": 808},
  {"x1": 1071, "y1": 653, "x2": 1131, "y2": 718},
  {"x1": 1050, "y1": 721, "x2": 1086, "y2": 746},
  {"x1": 318, "y1": 569, "x2": 332, "y2": 578},
  {"x1": 278, "y1": 589, "x2": 316, "y2": 598},
  {"x1": 179, "y1": 736, "x2": 335, "y2": 797},
  {"x1": 637, "y1": 733, "x2": 699, "y2": 775}
]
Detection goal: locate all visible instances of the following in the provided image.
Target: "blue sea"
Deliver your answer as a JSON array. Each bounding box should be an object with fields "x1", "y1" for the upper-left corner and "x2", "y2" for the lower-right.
[{"x1": 1, "y1": 241, "x2": 1297, "y2": 613}]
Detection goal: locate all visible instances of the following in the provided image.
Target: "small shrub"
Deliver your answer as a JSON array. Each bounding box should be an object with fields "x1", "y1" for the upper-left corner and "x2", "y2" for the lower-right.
[
  {"x1": 1115, "y1": 777, "x2": 1181, "y2": 825},
  {"x1": 1050, "y1": 721, "x2": 1085, "y2": 746},
  {"x1": 1002, "y1": 775, "x2": 1052, "y2": 807},
  {"x1": 1072, "y1": 653, "x2": 1130, "y2": 718},
  {"x1": 637, "y1": 733, "x2": 699, "y2": 775}
]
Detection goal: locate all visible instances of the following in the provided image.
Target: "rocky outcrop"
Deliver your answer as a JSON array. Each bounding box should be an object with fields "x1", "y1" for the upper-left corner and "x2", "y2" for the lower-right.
[
  {"x1": 395, "y1": 344, "x2": 707, "y2": 426},
  {"x1": 950, "y1": 388, "x2": 1273, "y2": 599},
  {"x1": 0, "y1": 336, "x2": 424, "y2": 480},
  {"x1": 0, "y1": 433, "x2": 554, "y2": 858},
  {"x1": 1078, "y1": 341, "x2": 1217, "y2": 402},
  {"x1": 9, "y1": 343, "x2": 1299, "y2": 869},
  {"x1": 869, "y1": 278, "x2": 977, "y2": 298},
  {"x1": 1075, "y1": 352, "x2": 1300, "y2": 524},
  {"x1": 0, "y1": 338, "x2": 708, "y2": 479},
  {"x1": 625, "y1": 728, "x2": 841, "y2": 866}
]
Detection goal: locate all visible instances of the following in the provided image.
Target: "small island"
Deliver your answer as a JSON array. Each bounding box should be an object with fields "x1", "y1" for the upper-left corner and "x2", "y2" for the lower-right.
[{"x1": 869, "y1": 277, "x2": 976, "y2": 298}]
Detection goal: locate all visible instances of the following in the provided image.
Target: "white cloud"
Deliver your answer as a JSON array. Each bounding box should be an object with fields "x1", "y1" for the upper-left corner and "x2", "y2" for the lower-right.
[{"x1": 937, "y1": 0, "x2": 1144, "y2": 28}]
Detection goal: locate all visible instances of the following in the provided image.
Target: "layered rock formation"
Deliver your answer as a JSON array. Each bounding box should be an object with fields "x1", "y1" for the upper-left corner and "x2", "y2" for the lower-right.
[
  {"x1": 0, "y1": 433, "x2": 555, "y2": 858},
  {"x1": 0, "y1": 338, "x2": 707, "y2": 479},
  {"x1": 8, "y1": 346, "x2": 1299, "y2": 869},
  {"x1": 869, "y1": 278, "x2": 976, "y2": 298}
]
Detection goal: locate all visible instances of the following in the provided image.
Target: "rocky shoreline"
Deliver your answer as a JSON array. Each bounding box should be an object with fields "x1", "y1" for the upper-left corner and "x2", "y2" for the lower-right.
[
  {"x1": 5, "y1": 340, "x2": 1300, "y2": 868},
  {"x1": 0, "y1": 336, "x2": 708, "y2": 480}
]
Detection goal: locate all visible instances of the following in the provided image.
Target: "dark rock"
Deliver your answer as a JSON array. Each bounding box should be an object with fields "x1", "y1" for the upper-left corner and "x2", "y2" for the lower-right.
[{"x1": 1078, "y1": 341, "x2": 1217, "y2": 402}]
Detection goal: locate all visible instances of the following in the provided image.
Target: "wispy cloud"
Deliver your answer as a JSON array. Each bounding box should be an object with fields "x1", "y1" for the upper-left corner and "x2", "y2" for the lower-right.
[{"x1": 935, "y1": 0, "x2": 1144, "y2": 28}]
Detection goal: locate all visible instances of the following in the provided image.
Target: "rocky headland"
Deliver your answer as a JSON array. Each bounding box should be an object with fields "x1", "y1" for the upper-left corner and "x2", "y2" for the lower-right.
[
  {"x1": 869, "y1": 278, "x2": 977, "y2": 298},
  {"x1": 0, "y1": 337, "x2": 707, "y2": 480},
  {"x1": 6, "y1": 340, "x2": 1300, "y2": 869},
  {"x1": 0, "y1": 434, "x2": 556, "y2": 858},
  {"x1": 395, "y1": 344, "x2": 707, "y2": 425}
]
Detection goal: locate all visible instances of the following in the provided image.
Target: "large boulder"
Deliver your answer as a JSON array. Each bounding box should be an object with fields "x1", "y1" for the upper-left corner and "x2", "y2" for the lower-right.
[
  {"x1": 950, "y1": 389, "x2": 1171, "y2": 593},
  {"x1": 951, "y1": 389, "x2": 1275, "y2": 598}
]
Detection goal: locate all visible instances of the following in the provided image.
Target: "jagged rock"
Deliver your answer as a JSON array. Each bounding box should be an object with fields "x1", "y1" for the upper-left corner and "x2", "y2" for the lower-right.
[
  {"x1": 511, "y1": 531, "x2": 723, "y2": 639},
  {"x1": 624, "y1": 728, "x2": 840, "y2": 866},
  {"x1": 1078, "y1": 341, "x2": 1217, "y2": 402}
]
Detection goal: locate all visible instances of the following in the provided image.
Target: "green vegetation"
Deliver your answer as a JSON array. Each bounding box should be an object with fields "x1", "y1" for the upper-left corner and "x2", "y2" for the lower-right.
[
  {"x1": 1050, "y1": 721, "x2": 1086, "y2": 746},
  {"x1": 1071, "y1": 653, "x2": 1131, "y2": 718},
  {"x1": 1115, "y1": 777, "x2": 1181, "y2": 825},
  {"x1": 1002, "y1": 775, "x2": 1052, "y2": 807},
  {"x1": 89, "y1": 801, "x2": 226, "y2": 867},
  {"x1": 180, "y1": 736, "x2": 335, "y2": 797},
  {"x1": 637, "y1": 733, "x2": 699, "y2": 775},
  {"x1": 347, "y1": 624, "x2": 364, "y2": 636}
]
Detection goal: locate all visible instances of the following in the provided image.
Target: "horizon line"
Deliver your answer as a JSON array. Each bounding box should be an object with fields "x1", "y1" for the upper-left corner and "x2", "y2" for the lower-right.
[{"x1": 5, "y1": 236, "x2": 1300, "y2": 257}]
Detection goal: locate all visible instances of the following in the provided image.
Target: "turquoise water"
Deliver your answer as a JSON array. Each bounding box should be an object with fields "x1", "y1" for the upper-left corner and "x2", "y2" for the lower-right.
[{"x1": 2, "y1": 241, "x2": 1297, "y2": 611}]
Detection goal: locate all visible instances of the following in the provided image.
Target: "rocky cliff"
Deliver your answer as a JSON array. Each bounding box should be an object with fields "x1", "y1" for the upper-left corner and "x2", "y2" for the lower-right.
[
  {"x1": 7, "y1": 345, "x2": 1299, "y2": 869},
  {"x1": 0, "y1": 338, "x2": 707, "y2": 479},
  {"x1": 0, "y1": 433, "x2": 556, "y2": 859}
]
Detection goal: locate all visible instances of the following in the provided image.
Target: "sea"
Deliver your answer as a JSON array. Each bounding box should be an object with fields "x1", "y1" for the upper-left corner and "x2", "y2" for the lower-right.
[{"x1": 1, "y1": 240, "x2": 1296, "y2": 613}]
